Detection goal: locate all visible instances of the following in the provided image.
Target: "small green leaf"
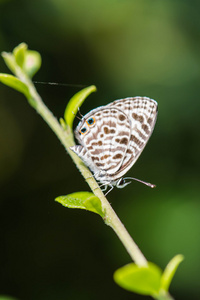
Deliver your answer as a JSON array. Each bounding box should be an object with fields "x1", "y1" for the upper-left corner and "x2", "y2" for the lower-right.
[
  {"x1": 2, "y1": 43, "x2": 41, "y2": 78},
  {"x1": 83, "y1": 196, "x2": 104, "y2": 217},
  {"x1": 13, "y1": 42, "x2": 27, "y2": 68},
  {"x1": 59, "y1": 117, "x2": 67, "y2": 130},
  {"x1": 64, "y1": 85, "x2": 97, "y2": 128},
  {"x1": 23, "y1": 50, "x2": 41, "y2": 78},
  {"x1": 114, "y1": 262, "x2": 162, "y2": 296},
  {"x1": 55, "y1": 191, "x2": 104, "y2": 217},
  {"x1": 0, "y1": 73, "x2": 31, "y2": 99},
  {"x1": 1, "y1": 52, "x2": 17, "y2": 74},
  {"x1": 160, "y1": 254, "x2": 184, "y2": 292}
]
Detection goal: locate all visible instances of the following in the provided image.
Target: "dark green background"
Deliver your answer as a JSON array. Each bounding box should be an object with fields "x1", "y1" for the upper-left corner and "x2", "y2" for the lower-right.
[{"x1": 0, "y1": 0, "x2": 200, "y2": 299}]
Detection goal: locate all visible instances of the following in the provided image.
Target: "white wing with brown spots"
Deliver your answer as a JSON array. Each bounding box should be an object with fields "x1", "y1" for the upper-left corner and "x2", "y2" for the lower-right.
[
  {"x1": 73, "y1": 106, "x2": 132, "y2": 176},
  {"x1": 106, "y1": 97, "x2": 158, "y2": 180},
  {"x1": 70, "y1": 96, "x2": 158, "y2": 186}
]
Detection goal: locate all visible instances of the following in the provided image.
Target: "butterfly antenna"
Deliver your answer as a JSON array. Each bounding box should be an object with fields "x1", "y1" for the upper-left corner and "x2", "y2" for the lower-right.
[
  {"x1": 77, "y1": 107, "x2": 86, "y2": 121},
  {"x1": 72, "y1": 111, "x2": 82, "y2": 121},
  {"x1": 77, "y1": 107, "x2": 84, "y2": 118},
  {"x1": 125, "y1": 177, "x2": 156, "y2": 188}
]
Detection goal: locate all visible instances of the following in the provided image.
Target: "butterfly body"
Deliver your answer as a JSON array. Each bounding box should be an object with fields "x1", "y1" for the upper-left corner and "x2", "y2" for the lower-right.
[{"x1": 70, "y1": 97, "x2": 158, "y2": 191}]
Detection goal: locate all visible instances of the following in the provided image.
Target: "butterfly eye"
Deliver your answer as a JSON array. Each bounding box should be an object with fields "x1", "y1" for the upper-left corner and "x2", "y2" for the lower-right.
[
  {"x1": 86, "y1": 117, "x2": 95, "y2": 126},
  {"x1": 79, "y1": 127, "x2": 87, "y2": 135}
]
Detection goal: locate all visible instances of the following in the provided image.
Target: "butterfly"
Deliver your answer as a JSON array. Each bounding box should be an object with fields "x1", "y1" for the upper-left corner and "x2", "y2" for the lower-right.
[{"x1": 70, "y1": 97, "x2": 158, "y2": 194}]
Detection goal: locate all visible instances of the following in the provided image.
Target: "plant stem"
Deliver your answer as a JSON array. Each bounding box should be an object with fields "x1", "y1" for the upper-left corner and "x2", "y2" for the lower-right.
[
  {"x1": 101, "y1": 195, "x2": 148, "y2": 266},
  {"x1": 19, "y1": 75, "x2": 147, "y2": 267}
]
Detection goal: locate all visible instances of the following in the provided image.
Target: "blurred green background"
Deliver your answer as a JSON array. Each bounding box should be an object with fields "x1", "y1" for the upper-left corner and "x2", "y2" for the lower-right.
[{"x1": 0, "y1": 0, "x2": 200, "y2": 299}]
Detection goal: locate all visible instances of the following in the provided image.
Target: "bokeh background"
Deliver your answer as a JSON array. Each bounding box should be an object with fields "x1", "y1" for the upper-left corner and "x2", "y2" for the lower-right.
[{"x1": 0, "y1": 0, "x2": 200, "y2": 299}]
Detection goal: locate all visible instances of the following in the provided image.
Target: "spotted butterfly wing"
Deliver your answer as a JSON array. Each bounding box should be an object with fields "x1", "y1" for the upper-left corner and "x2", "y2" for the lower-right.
[
  {"x1": 70, "y1": 96, "x2": 158, "y2": 186},
  {"x1": 105, "y1": 97, "x2": 158, "y2": 180},
  {"x1": 72, "y1": 106, "x2": 132, "y2": 177}
]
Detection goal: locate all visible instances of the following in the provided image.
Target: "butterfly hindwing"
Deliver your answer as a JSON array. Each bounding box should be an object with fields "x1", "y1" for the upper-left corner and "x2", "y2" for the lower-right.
[{"x1": 107, "y1": 97, "x2": 158, "y2": 179}]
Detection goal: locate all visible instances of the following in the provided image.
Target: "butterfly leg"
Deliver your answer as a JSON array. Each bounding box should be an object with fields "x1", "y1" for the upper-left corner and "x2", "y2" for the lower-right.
[
  {"x1": 104, "y1": 185, "x2": 114, "y2": 196},
  {"x1": 85, "y1": 170, "x2": 103, "y2": 183},
  {"x1": 100, "y1": 185, "x2": 108, "y2": 192},
  {"x1": 97, "y1": 183, "x2": 113, "y2": 196},
  {"x1": 116, "y1": 178, "x2": 131, "y2": 188},
  {"x1": 93, "y1": 182, "x2": 107, "y2": 192},
  {"x1": 85, "y1": 174, "x2": 95, "y2": 180},
  {"x1": 94, "y1": 181, "x2": 112, "y2": 195},
  {"x1": 86, "y1": 171, "x2": 101, "y2": 180}
]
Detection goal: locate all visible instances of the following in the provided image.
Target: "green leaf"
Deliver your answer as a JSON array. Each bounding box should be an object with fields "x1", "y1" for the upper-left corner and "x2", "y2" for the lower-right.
[
  {"x1": 160, "y1": 254, "x2": 184, "y2": 292},
  {"x1": 0, "y1": 73, "x2": 31, "y2": 99},
  {"x1": 13, "y1": 42, "x2": 27, "y2": 68},
  {"x1": 59, "y1": 117, "x2": 67, "y2": 130},
  {"x1": 114, "y1": 262, "x2": 162, "y2": 296},
  {"x1": 13, "y1": 43, "x2": 41, "y2": 78},
  {"x1": 55, "y1": 191, "x2": 104, "y2": 217},
  {"x1": 1, "y1": 52, "x2": 17, "y2": 74},
  {"x1": 2, "y1": 43, "x2": 41, "y2": 78},
  {"x1": 64, "y1": 85, "x2": 97, "y2": 128},
  {"x1": 83, "y1": 196, "x2": 104, "y2": 216},
  {"x1": 23, "y1": 50, "x2": 42, "y2": 78}
]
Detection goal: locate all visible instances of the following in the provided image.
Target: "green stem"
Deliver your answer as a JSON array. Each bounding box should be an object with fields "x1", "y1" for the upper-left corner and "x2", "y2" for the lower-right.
[{"x1": 17, "y1": 72, "x2": 147, "y2": 267}]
